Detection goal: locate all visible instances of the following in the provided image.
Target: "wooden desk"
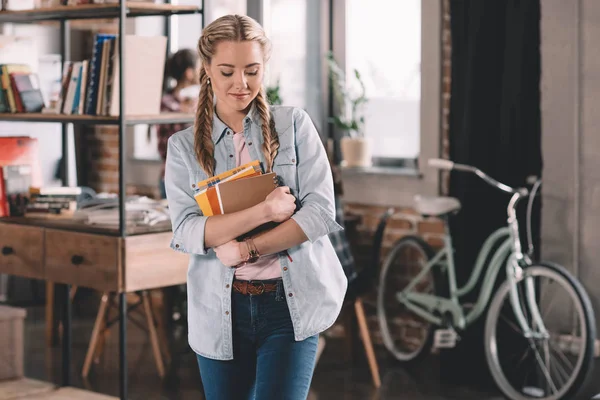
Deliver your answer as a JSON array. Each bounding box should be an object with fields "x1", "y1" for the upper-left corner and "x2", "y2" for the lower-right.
[
  {"x1": 0, "y1": 217, "x2": 188, "y2": 394},
  {"x1": 0, "y1": 217, "x2": 188, "y2": 293}
]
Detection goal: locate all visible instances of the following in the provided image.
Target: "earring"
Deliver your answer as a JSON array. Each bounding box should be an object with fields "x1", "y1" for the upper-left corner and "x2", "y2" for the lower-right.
[{"x1": 207, "y1": 77, "x2": 211, "y2": 85}]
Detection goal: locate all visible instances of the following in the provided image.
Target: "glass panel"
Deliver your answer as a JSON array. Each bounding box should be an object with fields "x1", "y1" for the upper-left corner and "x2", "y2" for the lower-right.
[{"x1": 346, "y1": 0, "x2": 421, "y2": 159}]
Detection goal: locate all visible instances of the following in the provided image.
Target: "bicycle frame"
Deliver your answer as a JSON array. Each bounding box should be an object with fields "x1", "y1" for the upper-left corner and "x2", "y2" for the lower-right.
[
  {"x1": 397, "y1": 180, "x2": 547, "y2": 337},
  {"x1": 396, "y1": 224, "x2": 512, "y2": 330}
]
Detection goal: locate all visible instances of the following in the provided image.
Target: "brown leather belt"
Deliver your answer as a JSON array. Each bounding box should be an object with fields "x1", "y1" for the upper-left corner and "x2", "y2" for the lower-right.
[{"x1": 232, "y1": 280, "x2": 278, "y2": 296}]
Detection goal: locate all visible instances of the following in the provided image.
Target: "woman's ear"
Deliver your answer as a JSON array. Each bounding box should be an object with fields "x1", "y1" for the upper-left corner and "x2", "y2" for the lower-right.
[{"x1": 203, "y1": 64, "x2": 212, "y2": 81}]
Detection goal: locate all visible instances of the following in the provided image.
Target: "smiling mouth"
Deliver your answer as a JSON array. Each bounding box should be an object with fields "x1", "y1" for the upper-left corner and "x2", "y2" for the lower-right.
[{"x1": 230, "y1": 93, "x2": 250, "y2": 99}]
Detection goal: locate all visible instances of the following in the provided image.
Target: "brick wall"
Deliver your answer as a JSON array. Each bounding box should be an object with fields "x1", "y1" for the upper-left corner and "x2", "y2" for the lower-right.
[
  {"x1": 343, "y1": 203, "x2": 445, "y2": 347},
  {"x1": 82, "y1": 126, "x2": 159, "y2": 198},
  {"x1": 441, "y1": 0, "x2": 452, "y2": 196},
  {"x1": 85, "y1": 126, "x2": 120, "y2": 194}
]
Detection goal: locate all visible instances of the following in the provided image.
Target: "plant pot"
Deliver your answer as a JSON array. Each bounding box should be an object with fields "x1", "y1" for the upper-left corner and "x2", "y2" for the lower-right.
[{"x1": 340, "y1": 136, "x2": 373, "y2": 168}]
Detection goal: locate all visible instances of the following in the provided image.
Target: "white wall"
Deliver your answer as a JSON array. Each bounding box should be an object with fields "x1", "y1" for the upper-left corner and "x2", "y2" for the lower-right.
[{"x1": 541, "y1": 0, "x2": 600, "y2": 334}]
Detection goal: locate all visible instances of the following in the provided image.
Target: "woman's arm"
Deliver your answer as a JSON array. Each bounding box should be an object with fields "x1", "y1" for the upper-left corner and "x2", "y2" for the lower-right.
[
  {"x1": 251, "y1": 218, "x2": 307, "y2": 256},
  {"x1": 204, "y1": 186, "x2": 295, "y2": 248},
  {"x1": 214, "y1": 109, "x2": 342, "y2": 266},
  {"x1": 165, "y1": 135, "x2": 296, "y2": 254}
]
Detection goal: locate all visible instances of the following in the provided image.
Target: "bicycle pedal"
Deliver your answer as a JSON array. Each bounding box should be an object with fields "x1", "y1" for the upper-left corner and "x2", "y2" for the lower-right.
[{"x1": 434, "y1": 329, "x2": 459, "y2": 349}]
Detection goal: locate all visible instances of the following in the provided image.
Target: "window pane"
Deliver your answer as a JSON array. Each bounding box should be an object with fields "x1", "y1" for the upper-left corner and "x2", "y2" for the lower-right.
[
  {"x1": 173, "y1": 0, "x2": 247, "y2": 52},
  {"x1": 265, "y1": 0, "x2": 325, "y2": 132},
  {"x1": 346, "y1": 0, "x2": 421, "y2": 159}
]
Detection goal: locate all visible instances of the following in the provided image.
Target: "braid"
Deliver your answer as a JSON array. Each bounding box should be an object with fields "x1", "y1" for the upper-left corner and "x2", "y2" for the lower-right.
[
  {"x1": 254, "y1": 88, "x2": 280, "y2": 172},
  {"x1": 194, "y1": 68, "x2": 215, "y2": 176}
]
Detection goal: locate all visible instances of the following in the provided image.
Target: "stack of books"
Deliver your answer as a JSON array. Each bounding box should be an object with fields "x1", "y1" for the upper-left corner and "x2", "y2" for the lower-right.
[
  {"x1": 0, "y1": 64, "x2": 45, "y2": 113},
  {"x1": 194, "y1": 160, "x2": 279, "y2": 217},
  {"x1": 43, "y1": 34, "x2": 166, "y2": 116},
  {"x1": 25, "y1": 186, "x2": 81, "y2": 218}
]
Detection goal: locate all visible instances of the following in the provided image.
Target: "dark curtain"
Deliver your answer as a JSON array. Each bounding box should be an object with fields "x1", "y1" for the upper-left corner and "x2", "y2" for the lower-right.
[{"x1": 442, "y1": 0, "x2": 542, "y2": 388}]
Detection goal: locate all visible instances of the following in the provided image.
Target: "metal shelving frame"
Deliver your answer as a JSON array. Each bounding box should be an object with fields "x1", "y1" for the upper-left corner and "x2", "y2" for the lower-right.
[{"x1": 0, "y1": 2, "x2": 204, "y2": 398}]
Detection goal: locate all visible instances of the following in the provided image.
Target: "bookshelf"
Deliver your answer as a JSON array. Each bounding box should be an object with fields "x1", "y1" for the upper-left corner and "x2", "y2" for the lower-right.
[
  {"x1": 0, "y1": 2, "x2": 204, "y2": 399},
  {"x1": 0, "y1": 2, "x2": 201, "y2": 23},
  {"x1": 0, "y1": 112, "x2": 195, "y2": 125}
]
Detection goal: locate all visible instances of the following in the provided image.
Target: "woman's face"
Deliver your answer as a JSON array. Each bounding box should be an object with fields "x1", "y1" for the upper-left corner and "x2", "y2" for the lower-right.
[{"x1": 205, "y1": 40, "x2": 264, "y2": 114}]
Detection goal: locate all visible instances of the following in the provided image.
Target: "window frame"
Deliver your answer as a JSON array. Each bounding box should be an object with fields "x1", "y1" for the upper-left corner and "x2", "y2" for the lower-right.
[
  {"x1": 331, "y1": 0, "x2": 440, "y2": 176},
  {"x1": 335, "y1": 0, "x2": 442, "y2": 207}
]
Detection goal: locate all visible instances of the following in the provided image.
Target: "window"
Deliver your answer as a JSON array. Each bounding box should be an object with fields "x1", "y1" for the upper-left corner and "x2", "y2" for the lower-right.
[
  {"x1": 346, "y1": 0, "x2": 421, "y2": 161},
  {"x1": 173, "y1": 0, "x2": 246, "y2": 51},
  {"x1": 264, "y1": 0, "x2": 326, "y2": 132}
]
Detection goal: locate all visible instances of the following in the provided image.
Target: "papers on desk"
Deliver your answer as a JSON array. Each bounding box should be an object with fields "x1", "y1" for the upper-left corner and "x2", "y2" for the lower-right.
[{"x1": 73, "y1": 195, "x2": 169, "y2": 227}]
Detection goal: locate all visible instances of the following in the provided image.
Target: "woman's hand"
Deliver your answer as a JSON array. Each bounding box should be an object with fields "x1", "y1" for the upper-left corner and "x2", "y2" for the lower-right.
[
  {"x1": 214, "y1": 240, "x2": 248, "y2": 267},
  {"x1": 263, "y1": 186, "x2": 296, "y2": 223}
]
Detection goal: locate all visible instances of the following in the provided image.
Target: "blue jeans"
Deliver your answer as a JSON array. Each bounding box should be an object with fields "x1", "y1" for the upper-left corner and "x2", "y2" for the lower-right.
[{"x1": 196, "y1": 280, "x2": 318, "y2": 400}]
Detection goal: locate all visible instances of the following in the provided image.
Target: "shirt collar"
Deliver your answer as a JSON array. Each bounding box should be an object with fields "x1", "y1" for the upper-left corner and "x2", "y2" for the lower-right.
[{"x1": 211, "y1": 101, "x2": 261, "y2": 144}]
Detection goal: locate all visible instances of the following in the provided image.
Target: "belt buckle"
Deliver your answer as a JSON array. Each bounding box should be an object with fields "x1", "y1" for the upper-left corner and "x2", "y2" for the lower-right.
[{"x1": 251, "y1": 281, "x2": 265, "y2": 296}]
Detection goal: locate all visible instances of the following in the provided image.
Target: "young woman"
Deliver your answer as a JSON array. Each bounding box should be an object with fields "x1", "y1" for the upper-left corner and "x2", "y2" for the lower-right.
[{"x1": 164, "y1": 14, "x2": 347, "y2": 400}]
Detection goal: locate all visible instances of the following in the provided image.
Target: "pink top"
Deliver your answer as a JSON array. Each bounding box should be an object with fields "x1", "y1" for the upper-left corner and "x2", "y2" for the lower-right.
[{"x1": 232, "y1": 132, "x2": 282, "y2": 281}]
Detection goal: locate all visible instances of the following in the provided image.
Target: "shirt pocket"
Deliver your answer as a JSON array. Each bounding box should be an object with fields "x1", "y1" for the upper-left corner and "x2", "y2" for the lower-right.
[{"x1": 274, "y1": 146, "x2": 299, "y2": 194}]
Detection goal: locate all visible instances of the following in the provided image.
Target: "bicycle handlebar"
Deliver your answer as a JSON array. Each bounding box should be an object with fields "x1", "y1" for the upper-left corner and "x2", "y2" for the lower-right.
[
  {"x1": 427, "y1": 158, "x2": 527, "y2": 195},
  {"x1": 428, "y1": 158, "x2": 542, "y2": 259}
]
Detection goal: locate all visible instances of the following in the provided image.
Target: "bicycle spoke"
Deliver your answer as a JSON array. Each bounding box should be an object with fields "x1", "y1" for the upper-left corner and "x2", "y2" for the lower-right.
[
  {"x1": 547, "y1": 344, "x2": 571, "y2": 388},
  {"x1": 514, "y1": 346, "x2": 532, "y2": 371},
  {"x1": 542, "y1": 282, "x2": 559, "y2": 321},
  {"x1": 548, "y1": 339, "x2": 575, "y2": 373},
  {"x1": 499, "y1": 313, "x2": 523, "y2": 335},
  {"x1": 530, "y1": 340, "x2": 558, "y2": 394}
]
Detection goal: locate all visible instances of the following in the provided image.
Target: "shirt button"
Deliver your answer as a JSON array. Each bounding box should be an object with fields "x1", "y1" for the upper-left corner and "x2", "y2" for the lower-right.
[
  {"x1": 248, "y1": 142, "x2": 253, "y2": 146},
  {"x1": 229, "y1": 154, "x2": 234, "y2": 158},
  {"x1": 226, "y1": 284, "x2": 230, "y2": 288},
  {"x1": 291, "y1": 159, "x2": 296, "y2": 163},
  {"x1": 175, "y1": 244, "x2": 180, "y2": 248},
  {"x1": 225, "y1": 311, "x2": 230, "y2": 315},
  {"x1": 288, "y1": 293, "x2": 293, "y2": 297},
  {"x1": 192, "y1": 184, "x2": 196, "y2": 188},
  {"x1": 283, "y1": 267, "x2": 288, "y2": 271}
]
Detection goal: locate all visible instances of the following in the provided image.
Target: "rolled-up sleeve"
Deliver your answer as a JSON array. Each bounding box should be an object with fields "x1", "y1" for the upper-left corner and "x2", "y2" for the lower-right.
[
  {"x1": 164, "y1": 135, "x2": 209, "y2": 255},
  {"x1": 290, "y1": 109, "x2": 343, "y2": 242}
]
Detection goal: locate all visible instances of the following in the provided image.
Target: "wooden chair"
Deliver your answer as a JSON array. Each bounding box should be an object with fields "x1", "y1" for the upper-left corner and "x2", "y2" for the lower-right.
[
  {"x1": 343, "y1": 207, "x2": 394, "y2": 389},
  {"x1": 44, "y1": 283, "x2": 170, "y2": 378},
  {"x1": 82, "y1": 290, "x2": 171, "y2": 378}
]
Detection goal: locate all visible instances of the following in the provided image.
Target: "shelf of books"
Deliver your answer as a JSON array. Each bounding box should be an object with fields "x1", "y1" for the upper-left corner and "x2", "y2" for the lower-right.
[
  {"x1": 0, "y1": 2, "x2": 202, "y2": 23},
  {"x1": 0, "y1": 29, "x2": 194, "y2": 125},
  {"x1": 0, "y1": 112, "x2": 195, "y2": 125}
]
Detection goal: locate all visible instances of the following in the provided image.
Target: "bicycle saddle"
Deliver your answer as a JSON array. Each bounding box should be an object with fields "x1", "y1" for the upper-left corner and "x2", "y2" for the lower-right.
[{"x1": 414, "y1": 195, "x2": 461, "y2": 217}]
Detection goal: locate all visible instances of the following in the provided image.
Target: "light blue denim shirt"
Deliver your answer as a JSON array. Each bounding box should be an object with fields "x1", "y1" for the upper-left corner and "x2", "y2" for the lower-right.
[{"x1": 164, "y1": 105, "x2": 348, "y2": 360}]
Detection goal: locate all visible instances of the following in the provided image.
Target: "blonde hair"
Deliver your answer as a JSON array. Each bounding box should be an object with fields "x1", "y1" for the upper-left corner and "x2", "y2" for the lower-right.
[{"x1": 194, "y1": 14, "x2": 279, "y2": 176}]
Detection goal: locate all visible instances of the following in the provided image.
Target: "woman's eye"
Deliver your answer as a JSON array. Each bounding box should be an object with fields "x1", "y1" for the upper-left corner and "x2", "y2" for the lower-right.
[
  {"x1": 246, "y1": 70, "x2": 258, "y2": 76},
  {"x1": 221, "y1": 72, "x2": 233, "y2": 77}
]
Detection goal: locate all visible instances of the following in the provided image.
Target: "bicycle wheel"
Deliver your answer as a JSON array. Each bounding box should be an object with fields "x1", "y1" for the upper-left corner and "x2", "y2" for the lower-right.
[
  {"x1": 377, "y1": 235, "x2": 440, "y2": 362},
  {"x1": 484, "y1": 262, "x2": 595, "y2": 400}
]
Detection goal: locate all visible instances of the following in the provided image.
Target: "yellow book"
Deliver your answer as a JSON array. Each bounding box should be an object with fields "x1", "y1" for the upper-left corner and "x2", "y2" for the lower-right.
[{"x1": 197, "y1": 160, "x2": 261, "y2": 192}]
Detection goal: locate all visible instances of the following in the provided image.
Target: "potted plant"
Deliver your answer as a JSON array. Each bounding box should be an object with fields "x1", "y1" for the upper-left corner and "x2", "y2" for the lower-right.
[
  {"x1": 266, "y1": 79, "x2": 283, "y2": 105},
  {"x1": 326, "y1": 51, "x2": 371, "y2": 167}
]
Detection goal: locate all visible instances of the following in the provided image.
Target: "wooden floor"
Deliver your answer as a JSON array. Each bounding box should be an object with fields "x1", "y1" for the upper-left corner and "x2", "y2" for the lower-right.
[
  {"x1": 0, "y1": 378, "x2": 117, "y2": 399},
  {"x1": 9, "y1": 303, "x2": 600, "y2": 400}
]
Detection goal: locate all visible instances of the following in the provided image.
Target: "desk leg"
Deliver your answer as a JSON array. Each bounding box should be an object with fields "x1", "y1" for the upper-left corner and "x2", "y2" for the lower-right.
[
  {"x1": 62, "y1": 283, "x2": 72, "y2": 387},
  {"x1": 119, "y1": 292, "x2": 127, "y2": 400}
]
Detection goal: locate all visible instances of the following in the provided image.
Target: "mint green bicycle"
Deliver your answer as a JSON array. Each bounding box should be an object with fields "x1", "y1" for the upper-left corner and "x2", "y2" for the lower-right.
[{"x1": 377, "y1": 159, "x2": 596, "y2": 400}]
